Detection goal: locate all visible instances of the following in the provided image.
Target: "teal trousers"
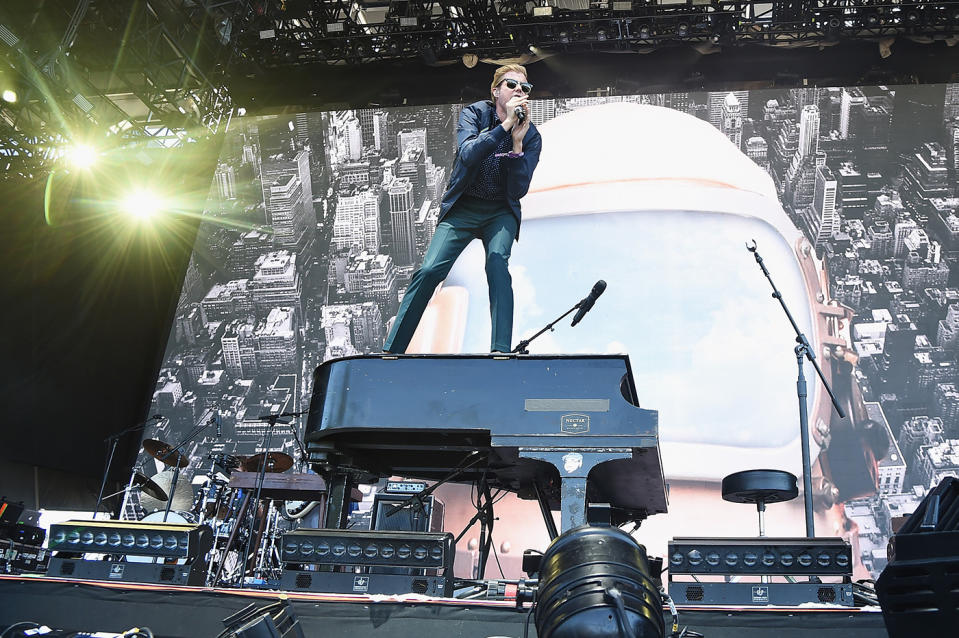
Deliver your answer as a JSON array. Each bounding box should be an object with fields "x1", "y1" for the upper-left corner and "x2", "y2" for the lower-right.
[{"x1": 383, "y1": 195, "x2": 519, "y2": 353}]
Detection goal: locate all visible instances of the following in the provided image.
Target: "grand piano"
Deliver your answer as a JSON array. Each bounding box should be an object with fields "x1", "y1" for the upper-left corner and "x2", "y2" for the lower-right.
[{"x1": 303, "y1": 354, "x2": 668, "y2": 533}]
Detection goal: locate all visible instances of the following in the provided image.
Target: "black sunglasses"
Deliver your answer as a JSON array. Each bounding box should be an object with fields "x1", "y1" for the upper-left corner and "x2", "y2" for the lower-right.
[{"x1": 501, "y1": 78, "x2": 533, "y2": 94}]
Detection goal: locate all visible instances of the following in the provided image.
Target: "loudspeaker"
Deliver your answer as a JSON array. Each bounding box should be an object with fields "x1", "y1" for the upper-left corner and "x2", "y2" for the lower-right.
[
  {"x1": 369, "y1": 494, "x2": 444, "y2": 576},
  {"x1": 371, "y1": 493, "x2": 443, "y2": 532},
  {"x1": 47, "y1": 556, "x2": 209, "y2": 586},
  {"x1": 876, "y1": 476, "x2": 959, "y2": 637},
  {"x1": 279, "y1": 570, "x2": 451, "y2": 596}
]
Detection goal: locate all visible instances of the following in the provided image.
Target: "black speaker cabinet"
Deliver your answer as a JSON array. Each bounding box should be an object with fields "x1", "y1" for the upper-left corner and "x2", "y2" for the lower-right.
[
  {"x1": 370, "y1": 493, "x2": 444, "y2": 533},
  {"x1": 876, "y1": 476, "x2": 959, "y2": 637}
]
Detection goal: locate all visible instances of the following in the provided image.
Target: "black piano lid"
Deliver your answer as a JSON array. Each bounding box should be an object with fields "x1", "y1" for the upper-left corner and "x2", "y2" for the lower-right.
[
  {"x1": 304, "y1": 353, "x2": 666, "y2": 518},
  {"x1": 305, "y1": 353, "x2": 657, "y2": 439}
]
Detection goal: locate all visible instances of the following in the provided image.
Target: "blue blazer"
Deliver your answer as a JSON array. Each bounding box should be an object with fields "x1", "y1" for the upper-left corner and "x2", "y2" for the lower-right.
[{"x1": 439, "y1": 100, "x2": 542, "y2": 240}]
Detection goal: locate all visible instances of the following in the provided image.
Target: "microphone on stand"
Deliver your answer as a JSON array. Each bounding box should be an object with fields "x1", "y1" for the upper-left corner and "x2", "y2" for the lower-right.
[
  {"x1": 514, "y1": 105, "x2": 526, "y2": 122},
  {"x1": 571, "y1": 280, "x2": 607, "y2": 327}
]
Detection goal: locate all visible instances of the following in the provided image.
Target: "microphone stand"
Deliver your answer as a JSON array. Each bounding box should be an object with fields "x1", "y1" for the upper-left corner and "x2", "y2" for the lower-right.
[
  {"x1": 239, "y1": 412, "x2": 294, "y2": 587},
  {"x1": 94, "y1": 415, "x2": 160, "y2": 519},
  {"x1": 746, "y1": 240, "x2": 846, "y2": 538},
  {"x1": 275, "y1": 410, "x2": 309, "y2": 466},
  {"x1": 512, "y1": 305, "x2": 581, "y2": 355}
]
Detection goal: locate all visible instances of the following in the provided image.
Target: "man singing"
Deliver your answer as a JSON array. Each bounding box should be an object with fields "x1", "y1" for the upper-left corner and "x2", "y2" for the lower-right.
[{"x1": 383, "y1": 64, "x2": 542, "y2": 354}]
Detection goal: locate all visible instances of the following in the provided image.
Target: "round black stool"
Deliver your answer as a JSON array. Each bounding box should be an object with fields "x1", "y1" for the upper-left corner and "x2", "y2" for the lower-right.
[{"x1": 722, "y1": 469, "x2": 798, "y2": 537}]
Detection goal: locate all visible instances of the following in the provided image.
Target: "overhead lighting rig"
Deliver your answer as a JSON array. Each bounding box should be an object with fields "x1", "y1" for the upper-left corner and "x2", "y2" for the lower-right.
[
  {"x1": 0, "y1": 0, "x2": 243, "y2": 180},
  {"x1": 228, "y1": 1, "x2": 959, "y2": 66}
]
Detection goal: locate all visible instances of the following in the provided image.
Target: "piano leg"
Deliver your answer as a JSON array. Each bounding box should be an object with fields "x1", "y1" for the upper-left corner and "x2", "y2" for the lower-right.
[
  {"x1": 520, "y1": 449, "x2": 632, "y2": 532},
  {"x1": 324, "y1": 472, "x2": 356, "y2": 529}
]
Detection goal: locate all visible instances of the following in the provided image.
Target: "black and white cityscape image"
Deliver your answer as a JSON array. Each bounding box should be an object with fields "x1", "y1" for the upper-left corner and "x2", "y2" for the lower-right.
[{"x1": 135, "y1": 84, "x2": 959, "y2": 579}]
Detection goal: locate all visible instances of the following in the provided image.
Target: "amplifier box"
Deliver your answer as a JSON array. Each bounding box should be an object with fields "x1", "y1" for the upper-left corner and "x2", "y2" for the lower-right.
[
  {"x1": 47, "y1": 556, "x2": 208, "y2": 586},
  {"x1": 0, "y1": 522, "x2": 46, "y2": 546},
  {"x1": 1, "y1": 539, "x2": 49, "y2": 574},
  {"x1": 279, "y1": 569, "x2": 451, "y2": 597},
  {"x1": 669, "y1": 581, "x2": 854, "y2": 607},
  {"x1": 371, "y1": 493, "x2": 444, "y2": 533}
]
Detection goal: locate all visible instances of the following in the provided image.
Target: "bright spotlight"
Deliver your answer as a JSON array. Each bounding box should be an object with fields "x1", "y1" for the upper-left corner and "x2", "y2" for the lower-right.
[
  {"x1": 1, "y1": 90, "x2": 16, "y2": 104},
  {"x1": 121, "y1": 188, "x2": 165, "y2": 221},
  {"x1": 67, "y1": 144, "x2": 98, "y2": 170}
]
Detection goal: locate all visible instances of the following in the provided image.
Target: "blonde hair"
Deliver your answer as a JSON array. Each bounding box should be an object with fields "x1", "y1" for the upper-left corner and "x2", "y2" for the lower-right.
[{"x1": 490, "y1": 64, "x2": 528, "y2": 100}]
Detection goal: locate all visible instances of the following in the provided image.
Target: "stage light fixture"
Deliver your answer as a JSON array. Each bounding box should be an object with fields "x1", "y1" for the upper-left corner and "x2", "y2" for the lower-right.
[
  {"x1": 667, "y1": 537, "x2": 854, "y2": 606},
  {"x1": 47, "y1": 519, "x2": 212, "y2": 586},
  {"x1": 122, "y1": 188, "x2": 165, "y2": 220},
  {"x1": 1, "y1": 89, "x2": 15, "y2": 103},
  {"x1": 667, "y1": 537, "x2": 852, "y2": 576},
  {"x1": 66, "y1": 144, "x2": 98, "y2": 170},
  {"x1": 534, "y1": 526, "x2": 663, "y2": 638},
  {"x1": 280, "y1": 529, "x2": 452, "y2": 569},
  {"x1": 49, "y1": 520, "x2": 206, "y2": 559},
  {"x1": 279, "y1": 529, "x2": 454, "y2": 595}
]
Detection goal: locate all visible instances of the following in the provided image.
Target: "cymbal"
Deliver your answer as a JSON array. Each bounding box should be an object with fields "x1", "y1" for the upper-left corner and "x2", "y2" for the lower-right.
[
  {"x1": 143, "y1": 439, "x2": 189, "y2": 468},
  {"x1": 139, "y1": 470, "x2": 194, "y2": 512},
  {"x1": 241, "y1": 452, "x2": 293, "y2": 473},
  {"x1": 131, "y1": 472, "x2": 167, "y2": 501}
]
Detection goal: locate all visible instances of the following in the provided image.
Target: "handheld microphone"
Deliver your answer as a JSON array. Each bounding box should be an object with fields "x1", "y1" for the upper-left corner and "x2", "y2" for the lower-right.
[
  {"x1": 514, "y1": 105, "x2": 526, "y2": 122},
  {"x1": 571, "y1": 280, "x2": 607, "y2": 327}
]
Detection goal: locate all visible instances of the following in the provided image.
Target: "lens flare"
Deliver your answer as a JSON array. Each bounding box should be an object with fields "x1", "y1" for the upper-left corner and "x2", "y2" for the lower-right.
[
  {"x1": 67, "y1": 144, "x2": 98, "y2": 170},
  {"x1": 121, "y1": 188, "x2": 165, "y2": 220}
]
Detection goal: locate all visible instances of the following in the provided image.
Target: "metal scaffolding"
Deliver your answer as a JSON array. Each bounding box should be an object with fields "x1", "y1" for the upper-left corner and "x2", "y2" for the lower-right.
[{"x1": 0, "y1": 0, "x2": 248, "y2": 179}]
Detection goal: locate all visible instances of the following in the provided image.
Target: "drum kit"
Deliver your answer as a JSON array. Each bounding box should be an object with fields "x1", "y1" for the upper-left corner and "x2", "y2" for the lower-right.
[{"x1": 124, "y1": 437, "x2": 300, "y2": 587}]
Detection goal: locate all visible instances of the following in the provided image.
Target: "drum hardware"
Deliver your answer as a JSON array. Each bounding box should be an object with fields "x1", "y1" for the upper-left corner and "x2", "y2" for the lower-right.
[
  {"x1": 241, "y1": 452, "x2": 294, "y2": 474},
  {"x1": 138, "y1": 469, "x2": 195, "y2": 513},
  {"x1": 142, "y1": 439, "x2": 189, "y2": 469},
  {"x1": 141, "y1": 413, "x2": 218, "y2": 523},
  {"x1": 94, "y1": 415, "x2": 163, "y2": 518},
  {"x1": 235, "y1": 411, "x2": 301, "y2": 588},
  {"x1": 207, "y1": 452, "x2": 241, "y2": 473},
  {"x1": 132, "y1": 472, "x2": 167, "y2": 501},
  {"x1": 97, "y1": 471, "x2": 168, "y2": 510}
]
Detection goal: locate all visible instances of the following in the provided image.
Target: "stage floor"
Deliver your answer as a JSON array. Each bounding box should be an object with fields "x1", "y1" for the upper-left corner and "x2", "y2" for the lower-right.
[{"x1": 0, "y1": 575, "x2": 889, "y2": 637}]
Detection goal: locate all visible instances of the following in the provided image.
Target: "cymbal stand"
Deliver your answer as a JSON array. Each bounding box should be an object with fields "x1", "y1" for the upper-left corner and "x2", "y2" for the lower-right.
[
  {"x1": 211, "y1": 489, "x2": 252, "y2": 587},
  {"x1": 255, "y1": 501, "x2": 281, "y2": 579},
  {"x1": 94, "y1": 415, "x2": 161, "y2": 519},
  {"x1": 157, "y1": 416, "x2": 216, "y2": 522}
]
